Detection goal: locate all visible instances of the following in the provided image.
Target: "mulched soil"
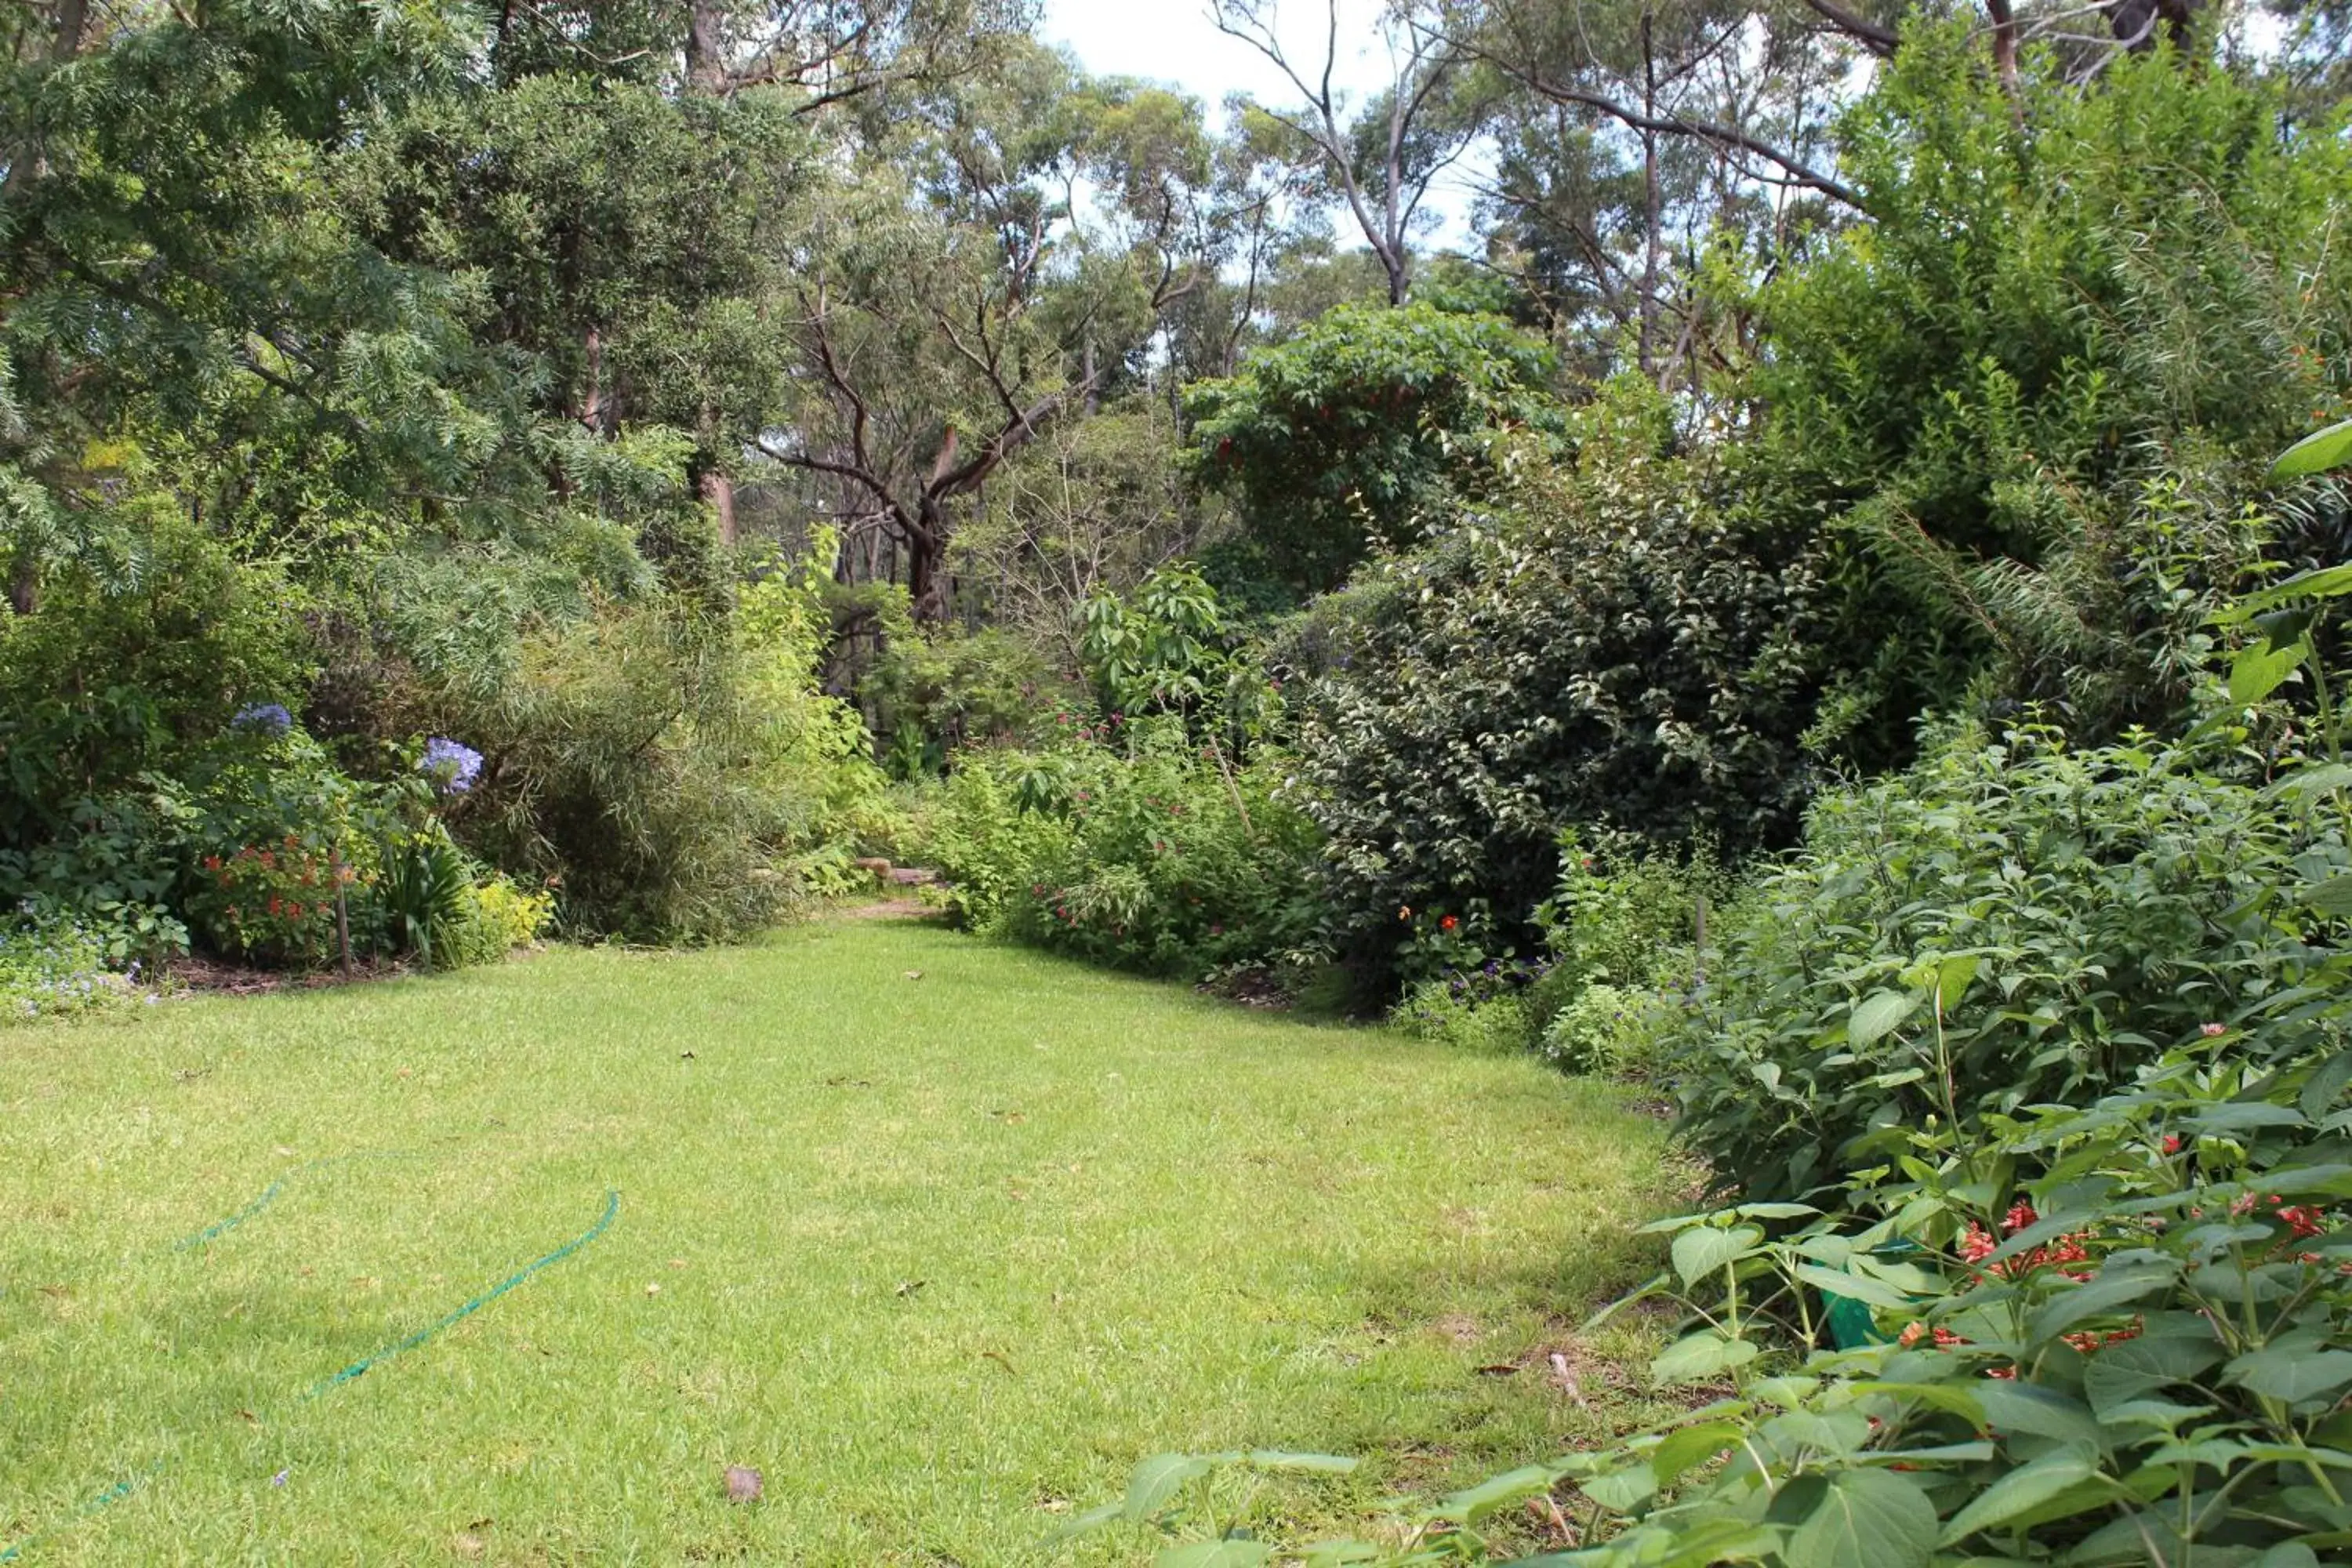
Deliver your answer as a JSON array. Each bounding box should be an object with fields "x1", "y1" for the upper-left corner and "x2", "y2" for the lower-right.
[{"x1": 165, "y1": 953, "x2": 416, "y2": 996}]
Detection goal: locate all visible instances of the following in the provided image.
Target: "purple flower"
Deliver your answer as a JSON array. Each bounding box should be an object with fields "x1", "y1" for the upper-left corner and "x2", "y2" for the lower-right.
[
  {"x1": 232, "y1": 702, "x2": 293, "y2": 736},
  {"x1": 419, "y1": 737, "x2": 483, "y2": 795}
]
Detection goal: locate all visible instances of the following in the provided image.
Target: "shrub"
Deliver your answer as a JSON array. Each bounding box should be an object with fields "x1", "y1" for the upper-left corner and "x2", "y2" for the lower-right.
[
  {"x1": 1540, "y1": 984, "x2": 1674, "y2": 1079},
  {"x1": 924, "y1": 716, "x2": 1325, "y2": 980},
  {"x1": 445, "y1": 873, "x2": 554, "y2": 967},
  {"x1": 174, "y1": 721, "x2": 403, "y2": 967},
  {"x1": 1185, "y1": 300, "x2": 1563, "y2": 597},
  {"x1": 1668, "y1": 720, "x2": 2347, "y2": 1203},
  {"x1": 1291, "y1": 408, "x2": 1832, "y2": 996},
  {"x1": 429, "y1": 553, "x2": 892, "y2": 942},
  {"x1": 0, "y1": 904, "x2": 159, "y2": 1022}
]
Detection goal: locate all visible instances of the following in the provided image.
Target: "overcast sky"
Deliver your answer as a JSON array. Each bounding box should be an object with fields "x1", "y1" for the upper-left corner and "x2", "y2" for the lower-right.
[{"x1": 1035, "y1": 0, "x2": 1484, "y2": 249}]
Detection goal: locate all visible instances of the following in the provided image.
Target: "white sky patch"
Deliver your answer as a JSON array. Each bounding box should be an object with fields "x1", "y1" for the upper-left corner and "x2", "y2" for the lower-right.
[{"x1": 1039, "y1": 0, "x2": 1487, "y2": 252}]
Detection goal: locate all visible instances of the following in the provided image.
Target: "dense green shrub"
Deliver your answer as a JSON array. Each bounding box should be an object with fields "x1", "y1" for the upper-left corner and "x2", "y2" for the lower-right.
[
  {"x1": 428, "y1": 554, "x2": 895, "y2": 942},
  {"x1": 1292, "y1": 408, "x2": 1832, "y2": 996},
  {"x1": 1761, "y1": 33, "x2": 2352, "y2": 758},
  {"x1": 924, "y1": 716, "x2": 1324, "y2": 979},
  {"x1": 1670, "y1": 720, "x2": 2350, "y2": 1203},
  {"x1": 0, "y1": 515, "x2": 311, "y2": 853},
  {"x1": 1185, "y1": 301, "x2": 1563, "y2": 597}
]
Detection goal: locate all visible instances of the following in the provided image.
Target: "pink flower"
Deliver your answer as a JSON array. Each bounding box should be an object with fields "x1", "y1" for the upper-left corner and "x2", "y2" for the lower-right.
[{"x1": 2201, "y1": 1022, "x2": 2227, "y2": 1038}]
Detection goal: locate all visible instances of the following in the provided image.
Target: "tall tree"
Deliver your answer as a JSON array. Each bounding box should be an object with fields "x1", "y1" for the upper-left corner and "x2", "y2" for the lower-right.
[{"x1": 1210, "y1": 0, "x2": 1486, "y2": 305}]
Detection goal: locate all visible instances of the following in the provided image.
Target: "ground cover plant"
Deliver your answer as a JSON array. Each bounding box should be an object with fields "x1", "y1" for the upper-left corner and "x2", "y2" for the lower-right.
[{"x1": 0, "y1": 919, "x2": 1676, "y2": 1563}]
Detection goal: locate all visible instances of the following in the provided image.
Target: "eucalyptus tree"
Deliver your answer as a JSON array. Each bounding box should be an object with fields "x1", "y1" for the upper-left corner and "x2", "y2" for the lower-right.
[
  {"x1": 753, "y1": 45, "x2": 1231, "y2": 621},
  {"x1": 1208, "y1": 0, "x2": 1490, "y2": 306}
]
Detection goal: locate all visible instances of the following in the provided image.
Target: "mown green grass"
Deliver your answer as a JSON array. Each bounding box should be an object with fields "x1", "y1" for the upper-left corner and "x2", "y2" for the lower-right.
[{"x1": 1, "y1": 919, "x2": 1674, "y2": 1565}]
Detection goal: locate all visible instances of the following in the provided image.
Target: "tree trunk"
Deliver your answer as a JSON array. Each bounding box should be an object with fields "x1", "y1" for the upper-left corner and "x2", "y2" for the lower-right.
[
  {"x1": 908, "y1": 502, "x2": 949, "y2": 622},
  {"x1": 684, "y1": 0, "x2": 727, "y2": 93},
  {"x1": 702, "y1": 470, "x2": 736, "y2": 546},
  {"x1": 8, "y1": 553, "x2": 36, "y2": 617},
  {"x1": 1639, "y1": 14, "x2": 1662, "y2": 381}
]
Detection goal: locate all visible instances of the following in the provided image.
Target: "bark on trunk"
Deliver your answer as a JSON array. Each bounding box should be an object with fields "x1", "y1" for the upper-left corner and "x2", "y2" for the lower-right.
[
  {"x1": 702, "y1": 470, "x2": 736, "y2": 546},
  {"x1": 684, "y1": 0, "x2": 727, "y2": 92}
]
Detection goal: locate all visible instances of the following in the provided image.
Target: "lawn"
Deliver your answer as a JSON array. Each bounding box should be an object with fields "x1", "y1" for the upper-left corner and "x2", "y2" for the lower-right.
[{"x1": 0, "y1": 918, "x2": 1674, "y2": 1566}]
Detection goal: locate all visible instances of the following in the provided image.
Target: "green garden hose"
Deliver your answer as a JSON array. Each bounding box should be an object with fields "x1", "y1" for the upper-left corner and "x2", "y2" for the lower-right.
[{"x1": 1, "y1": 1178, "x2": 619, "y2": 1563}]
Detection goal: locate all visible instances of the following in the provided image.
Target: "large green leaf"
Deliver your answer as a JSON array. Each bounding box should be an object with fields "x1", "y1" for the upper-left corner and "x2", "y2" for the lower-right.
[
  {"x1": 2222, "y1": 562, "x2": 2352, "y2": 621},
  {"x1": 2272, "y1": 416, "x2": 2352, "y2": 478},
  {"x1": 1671, "y1": 1223, "x2": 1764, "y2": 1286},
  {"x1": 1848, "y1": 990, "x2": 1918, "y2": 1049},
  {"x1": 1125, "y1": 1454, "x2": 1214, "y2": 1520},
  {"x1": 2083, "y1": 1333, "x2": 2224, "y2": 1418},
  {"x1": 1794, "y1": 1261, "x2": 1917, "y2": 1310},
  {"x1": 2225, "y1": 1347, "x2": 2352, "y2": 1404},
  {"x1": 1434, "y1": 1464, "x2": 1558, "y2": 1524},
  {"x1": 1973, "y1": 1383, "x2": 2110, "y2": 1451},
  {"x1": 1936, "y1": 1448, "x2": 2102, "y2": 1546},
  {"x1": 2230, "y1": 637, "x2": 2310, "y2": 707},
  {"x1": 1785, "y1": 1468, "x2": 1937, "y2": 1568},
  {"x1": 1651, "y1": 1330, "x2": 1761, "y2": 1385}
]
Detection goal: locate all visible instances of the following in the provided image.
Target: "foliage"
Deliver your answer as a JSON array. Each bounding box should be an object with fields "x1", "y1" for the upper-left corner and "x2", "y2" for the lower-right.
[
  {"x1": 1291, "y1": 405, "x2": 1832, "y2": 997},
  {"x1": 923, "y1": 716, "x2": 1324, "y2": 979},
  {"x1": 1363, "y1": 1012, "x2": 2352, "y2": 1567},
  {"x1": 0, "y1": 514, "x2": 312, "y2": 851},
  {"x1": 1759, "y1": 32, "x2": 2352, "y2": 760},
  {"x1": 1668, "y1": 720, "x2": 2352, "y2": 1203},
  {"x1": 1540, "y1": 984, "x2": 1675, "y2": 1079},
  {"x1": 0, "y1": 903, "x2": 161, "y2": 1022},
  {"x1": 859, "y1": 609, "x2": 1064, "y2": 778},
  {"x1": 1392, "y1": 981, "x2": 1537, "y2": 1057},
  {"x1": 430, "y1": 552, "x2": 895, "y2": 942},
  {"x1": 1185, "y1": 302, "x2": 1563, "y2": 597},
  {"x1": 379, "y1": 828, "x2": 474, "y2": 972},
  {"x1": 1078, "y1": 565, "x2": 1279, "y2": 752}
]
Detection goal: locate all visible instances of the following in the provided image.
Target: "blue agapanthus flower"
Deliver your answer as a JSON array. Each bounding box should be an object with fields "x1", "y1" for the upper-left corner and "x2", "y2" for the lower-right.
[
  {"x1": 231, "y1": 702, "x2": 293, "y2": 736},
  {"x1": 419, "y1": 736, "x2": 484, "y2": 795}
]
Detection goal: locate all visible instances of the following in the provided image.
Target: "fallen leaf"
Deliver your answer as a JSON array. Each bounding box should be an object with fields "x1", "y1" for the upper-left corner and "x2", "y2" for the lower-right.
[
  {"x1": 724, "y1": 1465, "x2": 763, "y2": 1503},
  {"x1": 237, "y1": 1409, "x2": 259, "y2": 1424},
  {"x1": 979, "y1": 1349, "x2": 1019, "y2": 1376},
  {"x1": 904, "y1": 970, "x2": 924, "y2": 980},
  {"x1": 1474, "y1": 1363, "x2": 1520, "y2": 1377},
  {"x1": 644, "y1": 1282, "x2": 662, "y2": 1297},
  {"x1": 894, "y1": 1279, "x2": 927, "y2": 1298},
  {"x1": 680, "y1": 1050, "x2": 696, "y2": 1060},
  {"x1": 668, "y1": 1258, "x2": 688, "y2": 1269},
  {"x1": 451, "y1": 1531, "x2": 485, "y2": 1559}
]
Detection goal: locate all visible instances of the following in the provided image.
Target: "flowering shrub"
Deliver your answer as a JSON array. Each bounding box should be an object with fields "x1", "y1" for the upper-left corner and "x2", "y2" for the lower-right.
[
  {"x1": 419, "y1": 735, "x2": 483, "y2": 794},
  {"x1": 191, "y1": 836, "x2": 358, "y2": 967}
]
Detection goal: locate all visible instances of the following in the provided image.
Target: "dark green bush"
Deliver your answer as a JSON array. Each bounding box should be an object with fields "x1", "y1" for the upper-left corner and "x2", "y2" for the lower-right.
[
  {"x1": 1291, "y1": 409, "x2": 1833, "y2": 997},
  {"x1": 1185, "y1": 300, "x2": 1563, "y2": 597}
]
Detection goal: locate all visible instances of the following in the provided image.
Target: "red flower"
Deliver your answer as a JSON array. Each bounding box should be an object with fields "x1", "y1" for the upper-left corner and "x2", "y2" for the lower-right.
[
  {"x1": 1958, "y1": 1224, "x2": 1998, "y2": 1264},
  {"x1": 2161, "y1": 1134, "x2": 2183, "y2": 1155},
  {"x1": 2002, "y1": 1200, "x2": 2038, "y2": 1234},
  {"x1": 1439, "y1": 915, "x2": 1459, "y2": 931}
]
